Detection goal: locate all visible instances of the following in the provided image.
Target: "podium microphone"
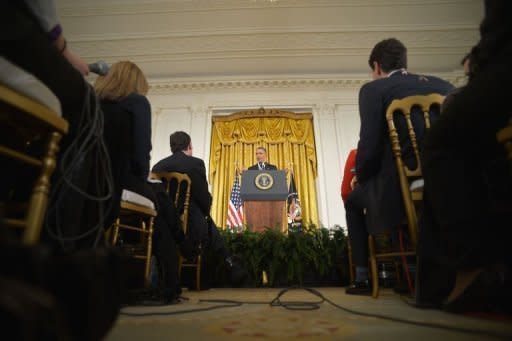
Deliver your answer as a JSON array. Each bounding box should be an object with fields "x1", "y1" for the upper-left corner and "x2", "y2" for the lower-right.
[{"x1": 88, "y1": 61, "x2": 110, "y2": 75}]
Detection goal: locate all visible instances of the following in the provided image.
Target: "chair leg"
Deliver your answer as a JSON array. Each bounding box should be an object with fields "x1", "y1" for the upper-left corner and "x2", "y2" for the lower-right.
[
  {"x1": 196, "y1": 254, "x2": 201, "y2": 291},
  {"x1": 394, "y1": 261, "x2": 402, "y2": 284},
  {"x1": 144, "y1": 217, "x2": 154, "y2": 288},
  {"x1": 348, "y1": 241, "x2": 355, "y2": 284},
  {"x1": 111, "y1": 218, "x2": 121, "y2": 245},
  {"x1": 178, "y1": 255, "x2": 183, "y2": 280},
  {"x1": 23, "y1": 132, "x2": 61, "y2": 245},
  {"x1": 368, "y1": 235, "x2": 379, "y2": 298}
]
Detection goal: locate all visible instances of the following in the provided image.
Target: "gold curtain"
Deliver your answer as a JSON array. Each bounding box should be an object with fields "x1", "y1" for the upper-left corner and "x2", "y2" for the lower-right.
[{"x1": 209, "y1": 108, "x2": 318, "y2": 228}]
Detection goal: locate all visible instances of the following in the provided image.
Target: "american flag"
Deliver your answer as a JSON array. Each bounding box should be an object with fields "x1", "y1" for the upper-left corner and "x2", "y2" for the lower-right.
[{"x1": 227, "y1": 174, "x2": 244, "y2": 229}]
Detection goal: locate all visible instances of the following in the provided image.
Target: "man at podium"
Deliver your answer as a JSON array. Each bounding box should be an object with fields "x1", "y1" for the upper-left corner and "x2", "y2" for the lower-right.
[{"x1": 248, "y1": 147, "x2": 277, "y2": 170}]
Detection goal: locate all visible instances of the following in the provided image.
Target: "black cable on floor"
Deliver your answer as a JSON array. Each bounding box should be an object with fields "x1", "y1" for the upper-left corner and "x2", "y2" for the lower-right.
[
  {"x1": 119, "y1": 287, "x2": 512, "y2": 339},
  {"x1": 120, "y1": 299, "x2": 242, "y2": 317}
]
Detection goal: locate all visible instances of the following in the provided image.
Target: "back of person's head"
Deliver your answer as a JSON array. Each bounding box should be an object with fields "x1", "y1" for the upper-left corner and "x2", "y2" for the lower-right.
[
  {"x1": 470, "y1": 0, "x2": 512, "y2": 78},
  {"x1": 368, "y1": 38, "x2": 407, "y2": 73},
  {"x1": 170, "y1": 131, "x2": 191, "y2": 153},
  {"x1": 94, "y1": 61, "x2": 149, "y2": 100}
]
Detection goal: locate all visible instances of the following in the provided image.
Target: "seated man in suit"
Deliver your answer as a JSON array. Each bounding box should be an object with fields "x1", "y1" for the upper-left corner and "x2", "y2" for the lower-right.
[
  {"x1": 152, "y1": 131, "x2": 245, "y2": 284},
  {"x1": 345, "y1": 38, "x2": 454, "y2": 295},
  {"x1": 248, "y1": 147, "x2": 277, "y2": 171}
]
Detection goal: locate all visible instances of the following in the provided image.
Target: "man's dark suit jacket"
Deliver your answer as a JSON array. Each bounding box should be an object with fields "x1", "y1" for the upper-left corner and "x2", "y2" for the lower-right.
[
  {"x1": 152, "y1": 151, "x2": 212, "y2": 217},
  {"x1": 248, "y1": 162, "x2": 278, "y2": 171},
  {"x1": 356, "y1": 72, "x2": 454, "y2": 233}
]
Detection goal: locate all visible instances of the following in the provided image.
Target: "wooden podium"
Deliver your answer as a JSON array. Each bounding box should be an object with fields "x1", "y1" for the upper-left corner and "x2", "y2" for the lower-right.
[{"x1": 240, "y1": 170, "x2": 288, "y2": 232}]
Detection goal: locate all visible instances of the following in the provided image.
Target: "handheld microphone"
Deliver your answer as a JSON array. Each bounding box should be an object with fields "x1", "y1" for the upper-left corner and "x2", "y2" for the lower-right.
[{"x1": 88, "y1": 61, "x2": 110, "y2": 75}]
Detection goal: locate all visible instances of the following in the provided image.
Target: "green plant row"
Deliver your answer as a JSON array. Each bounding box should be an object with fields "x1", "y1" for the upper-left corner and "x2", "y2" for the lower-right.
[{"x1": 205, "y1": 226, "x2": 349, "y2": 287}]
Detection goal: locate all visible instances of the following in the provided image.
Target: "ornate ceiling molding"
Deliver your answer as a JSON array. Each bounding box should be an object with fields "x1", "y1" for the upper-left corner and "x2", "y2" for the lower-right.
[
  {"x1": 149, "y1": 78, "x2": 366, "y2": 94},
  {"x1": 212, "y1": 108, "x2": 312, "y2": 122},
  {"x1": 71, "y1": 30, "x2": 478, "y2": 58},
  {"x1": 58, "y1": 0, "x2": 476, "y2": 17},
  {"x1": 148, "y1": 72, "x2": 465, "y2": 94}
]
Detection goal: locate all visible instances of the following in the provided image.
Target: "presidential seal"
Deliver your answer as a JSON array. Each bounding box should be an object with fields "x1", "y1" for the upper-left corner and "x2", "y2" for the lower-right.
[{"x1": 255, "y1": 172, "x2": 274, "y2": 190}]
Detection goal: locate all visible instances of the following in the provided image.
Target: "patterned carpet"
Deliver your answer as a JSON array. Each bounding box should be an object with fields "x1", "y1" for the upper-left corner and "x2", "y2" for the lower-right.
[{"x1": 107, "y1": 288, "x2": 512, "y2": 340}]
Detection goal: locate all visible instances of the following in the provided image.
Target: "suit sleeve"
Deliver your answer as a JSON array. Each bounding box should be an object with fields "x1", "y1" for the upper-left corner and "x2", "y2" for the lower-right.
[
  {"x1": 190, "y1": 159, "x2": 212, "y2": 216},
  {"x1": 129, "y1": 95, "x2": 152, "y2": 180},
  {"x1": 355, "y1": 83, "x2": 385, "y2": 184}
]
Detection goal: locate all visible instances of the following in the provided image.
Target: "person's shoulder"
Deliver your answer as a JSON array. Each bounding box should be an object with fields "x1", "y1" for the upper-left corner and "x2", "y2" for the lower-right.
[
  {"x1": 359, "y1": 77, "x2": 391, "y2": 97},
  {"x1": 411, "y1": 73, "x2": 455, "y2": 92},
  {"x1": 152, "y1": 155, "x2": 172, "y2": 171},
  {"x1": 189, "y1": 155, "x2": 206, "y2": 167},
  {"x1": 124, "y1": 92, "x2": 149, "y2": 102},
  {"x1": 121, "y1": 93, "x2": 151, "y2": 110}
]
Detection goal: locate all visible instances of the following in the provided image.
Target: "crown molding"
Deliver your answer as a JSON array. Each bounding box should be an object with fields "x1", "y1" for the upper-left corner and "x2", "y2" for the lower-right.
[
  {"x1": 147, "y1": 71, "x2": 465, "y2": 94},
  {"x1": 68, "y1": 23, "x2": 477, "y2": 42},
  {"x1": 58, "y1": 0, "x2": 476, "y2": 17},
  {"x1": 71, "y1": 30, "x2": 478, "y2": 60}
]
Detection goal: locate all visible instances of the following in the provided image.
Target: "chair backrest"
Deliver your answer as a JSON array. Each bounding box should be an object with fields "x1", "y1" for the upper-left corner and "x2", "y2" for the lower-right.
[
  {"x1": 152, "y1": 172, "x2": 192, "y2": 234},
  {"x1": 385, "y1": 93, "x2": 445, "y2": 247},
  {"x1": 0, "y1": 84, "x2": 68, "y2": 244}
]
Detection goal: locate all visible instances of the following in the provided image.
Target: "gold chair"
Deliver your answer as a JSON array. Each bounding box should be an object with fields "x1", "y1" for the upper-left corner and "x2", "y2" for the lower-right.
[
  {"x1": 109, "y1": 197, "x2": 156, "y2": 287},
  {"x1": 369, "y1": 93, "x2": 445, "y2": 298},
  {"x1": 152, "y1": 172, "x2": 202, "y2": 290},
  {"x1": 0, "y1": 84, "x2": 68, "y2": 244}
]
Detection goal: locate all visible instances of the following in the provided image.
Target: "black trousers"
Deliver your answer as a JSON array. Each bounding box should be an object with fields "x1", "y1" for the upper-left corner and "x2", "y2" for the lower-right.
[
  {"x1": 187, "y1": 205, "x2": 228, "y2": 259},
  {"x1": 345, "y1": 185, "x2": 369, "y2": 267},
  {"x1": 142, "y1": 182, "x2": 181, "y2": 298}
]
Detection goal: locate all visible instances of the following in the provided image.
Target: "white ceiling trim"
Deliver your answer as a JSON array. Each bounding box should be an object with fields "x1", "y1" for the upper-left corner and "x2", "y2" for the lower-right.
[
  {"x1": 67, "y1": 24, "x2": 477, "y2": 42},
  {"x1": 147, "y1": 71, "x2": 466, "y2": 94},
  {"x1": 71, "y1": 30, "x2": 477, "y2": 58},
  {"x1": 58, "y1": 0, "x2": 476, "y2": 17}
]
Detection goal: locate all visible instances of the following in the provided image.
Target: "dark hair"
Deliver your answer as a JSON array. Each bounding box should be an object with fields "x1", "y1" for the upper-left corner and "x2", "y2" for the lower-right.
[
  {"x1": 169, "y1": 131, "x2": 191, "y2": 153},
  {"x1": 469, "y1": 0, "x2": 512, "y2": 79},
  {"x1": 256, "y1": 146, "x2": 267, "y2": 153},
  {"x1": 368, "y1": 38, "x2": 407, "y2": 73}
]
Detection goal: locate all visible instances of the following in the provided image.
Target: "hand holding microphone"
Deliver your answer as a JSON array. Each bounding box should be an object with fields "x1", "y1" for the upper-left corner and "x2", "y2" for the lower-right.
[{"x1": 88, "y1": 61, "x2": 110, "y2": 75}]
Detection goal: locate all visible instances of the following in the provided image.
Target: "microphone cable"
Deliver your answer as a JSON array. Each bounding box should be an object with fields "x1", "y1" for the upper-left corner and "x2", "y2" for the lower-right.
[{"x1": 45, "y1": 82, "x2": 114, "y2": 249}]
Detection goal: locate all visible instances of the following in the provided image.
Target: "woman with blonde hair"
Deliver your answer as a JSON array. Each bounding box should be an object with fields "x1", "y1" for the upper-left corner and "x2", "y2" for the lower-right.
[
  {"x1": 95, "y1": 61, "x2": 151, "y2": 191},
  {"x1": 95, "y1": 61, "x2": 182, "y2": 304}
]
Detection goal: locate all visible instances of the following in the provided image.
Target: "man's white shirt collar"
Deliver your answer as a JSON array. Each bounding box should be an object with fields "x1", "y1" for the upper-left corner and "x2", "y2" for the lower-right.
[{"x1": 387, "y1": 68, "x2": 407, "y2": 77}]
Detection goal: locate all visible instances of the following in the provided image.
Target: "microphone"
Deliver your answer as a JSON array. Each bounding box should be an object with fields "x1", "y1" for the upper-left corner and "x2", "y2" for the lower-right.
[{"x1": 88, "y1": 61, "x2": 110, "y2": 75}]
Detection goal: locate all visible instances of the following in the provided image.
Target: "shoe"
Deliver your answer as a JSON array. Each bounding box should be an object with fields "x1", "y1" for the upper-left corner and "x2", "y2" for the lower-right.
[
  {"x1": 443, "y1": 266, "x2": 509, "y2": 313},
  {"x1": 225, "y1": 256, "x2": 247, "y2": 286},
  {"x1": 345, "y1": 280, "x2": 371, "y2": 295}
]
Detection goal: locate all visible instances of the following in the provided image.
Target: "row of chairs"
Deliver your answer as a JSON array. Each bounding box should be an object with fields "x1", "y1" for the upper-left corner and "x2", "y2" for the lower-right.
[
  {"x1": 348, "y1": 93, "x2": 512, "y2": 298},
  {"x1": 0, "y1": 83, "x2": 202, "y2": 291}
]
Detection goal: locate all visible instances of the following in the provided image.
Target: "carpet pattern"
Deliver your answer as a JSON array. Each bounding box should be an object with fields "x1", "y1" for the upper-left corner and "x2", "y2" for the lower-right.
[{"x1": 108, "y1": 288, "x2": 512, "y2": 340}]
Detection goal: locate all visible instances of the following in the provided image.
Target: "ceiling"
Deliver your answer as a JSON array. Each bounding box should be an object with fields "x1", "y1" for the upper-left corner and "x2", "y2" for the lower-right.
[{"x1": 57, "y1": 0, "x2": 484, "y2": 80}]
